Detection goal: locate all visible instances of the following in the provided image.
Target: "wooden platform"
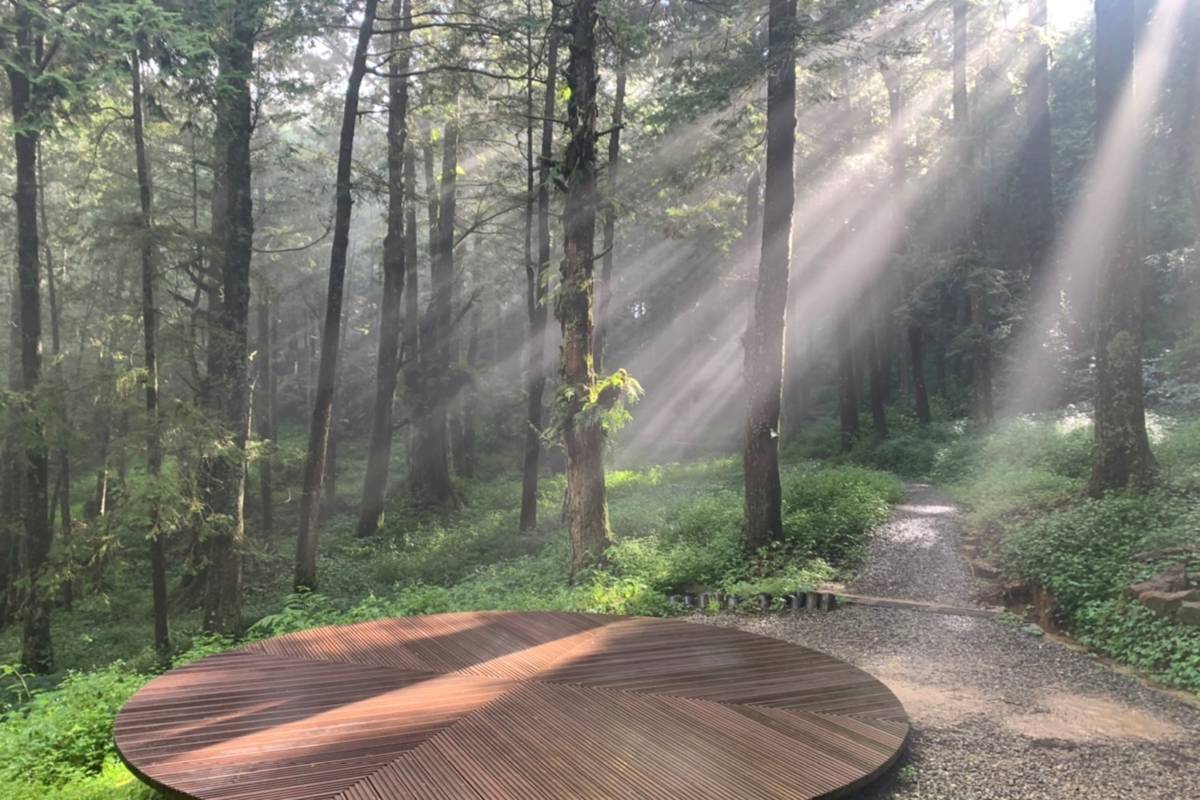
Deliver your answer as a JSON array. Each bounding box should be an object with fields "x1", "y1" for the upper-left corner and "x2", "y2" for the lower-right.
[{"x1": 114, "y1": 611, "x2": 909, "y2": 799}]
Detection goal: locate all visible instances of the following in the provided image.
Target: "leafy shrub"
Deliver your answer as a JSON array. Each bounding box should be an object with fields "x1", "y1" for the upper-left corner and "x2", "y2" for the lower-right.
[
  {"x1": 0, "y1": 665, "x2": 147, "y2": 788},
  {"x1": 1002, "y1": 493, "x2": 1182, "y2": 617},
  {"x1": 854, "y1": 433, "x2": 941, "y2": 478},
  {"x1": 581, "y1": 574, "x2": 671, "y2": 616},
  {"x1": 246, "y1": 591, "x2": 346, "y2": 638},
  {"x1": 1076, "y1": 600, "x2": 1200, "y2": 693},
  {"x1": 781, "y1": 465, "x2": 902, "y2": 564},
  {"x1": 721, "y1": 558, "x2": 835, "y2": 599},
  {"x1": 3, "y1": 758, "x2": 158, "y2": 800}
]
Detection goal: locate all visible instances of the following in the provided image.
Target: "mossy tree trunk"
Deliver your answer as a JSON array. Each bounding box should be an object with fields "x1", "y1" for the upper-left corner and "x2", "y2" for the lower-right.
[{"x1": 1088, "y1": 0, "x2": 1155, "y2": 496}]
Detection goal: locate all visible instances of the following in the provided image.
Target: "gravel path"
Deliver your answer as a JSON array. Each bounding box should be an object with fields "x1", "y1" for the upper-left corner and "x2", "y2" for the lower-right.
[{"x1": 698, "y1": 484, "x2": 1200, "y2": 799}]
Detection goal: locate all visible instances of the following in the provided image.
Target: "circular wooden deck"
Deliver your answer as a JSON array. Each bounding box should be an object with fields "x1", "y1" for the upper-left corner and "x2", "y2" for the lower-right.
[{"x1": 115, "y1": 611, "x2": 909, "y2": 800}]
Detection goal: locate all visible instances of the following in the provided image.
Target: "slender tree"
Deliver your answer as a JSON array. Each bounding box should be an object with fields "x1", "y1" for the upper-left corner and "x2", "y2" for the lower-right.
[
  {"x1": 837, "y1": 314, "x2": 860, "y2": 450},
  {"x1": 1088, "y1": 0, "x2": 1155, "y2": 495},
  {"x1": 296, "y1": 0, "x2": 379, "y2": 589},
  {"x1": 402, "y1": 140, "x2": 420, "y2": 457},
  {"x1": 594, "y1": 57, "x2": 626, "y2": 371},
  {"x1": 37, "y1": 145, "x2": 74, "y2": 613},
  {"x1": 1020, "y1": 0, "x2": 1054, "y2": 288},
  {"x1": 866, "y1": 294, "x2": 888, "y2": 439},
  {"x1": 6, "y1": 0, "x2": 54, "y2": 672},
  {"x1": 131, "y1": 47, "x2": 170, "y2": 653},
  {"x1": 742, "y1": 0, "x2": 796, "y2": 552},
  {"x1": 520, "y1": 15, "x2": 559, "y2": 531},
  {"x1": 880, "y1": 62, "x2": 930, "y2": 424},
  {"x1": 358, "y1": 0, "x2": 411, "y2": 538},
  {"x1": 953, "y1": 0, "x2": 993, "y2": 425},
  {"x1": 558, "y1": 0, "x2": 611, "y2": 573},
  {"x1": 255, "y1": 288, "x2": 275, "y2": 537}
]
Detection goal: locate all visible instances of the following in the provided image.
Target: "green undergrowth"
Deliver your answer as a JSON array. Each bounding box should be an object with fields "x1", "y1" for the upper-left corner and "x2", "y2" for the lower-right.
[
  {"x1": 929, "y1": 410, "x2": 1200, "y2": 692},
  {"x1": 0, "y1": 454, "x2": 903, "y2": 798},
  {"x1": 790, "y1": 405, "x2": 1200, "y2": 692}
]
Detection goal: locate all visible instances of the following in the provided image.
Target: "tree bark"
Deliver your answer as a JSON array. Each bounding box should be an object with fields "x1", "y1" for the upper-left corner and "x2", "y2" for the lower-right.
[
  {"x1": 1088, "y1": 0, "x2": 1155, "y2": 495},
  {"x1": 742, "y1": 0, "x2": 796, "y2": 553},
  {"x1": 7, "y1": 3, "x2": 53, "y2": 673},
  {"x1": 520, "y1": 16, "x2": 559, "y2": 532},
  {"x1": 594, "y1": 59, "x2": 625, "y2": 372},
  {"x1": 408, "y1": 119, "x2": 458, "y2": 505},
  {"x1": 202, "y1": 2, "x2": 257, "y2": 633},
  {"x1": 1021, "y1": 0, "x2": 1054, "y2": 288},
  {"x1": 460, "y1": 305, "x2": 480, "y2": 479},
  {"x1": 838, "y1": 314, "x2": 860, "y2": 451},
  {"x1": 256, "y1": 289, "x2": 275, "y2": 537},
  {"x1": 38, "y1": 142, "x2": 75, "y2": 612},
  {"x1": 358, "y1": 0, "x2": 410, "y2": 538},
  {"x1": 866, "y1": 296, "x2": 888, "y2": 439},
  {"x1": 295, "y1": 0, "x2": 378, "y2": 590},
  {"x1": 131, "y1": 49, "x2": 170, "y2": 653},
  {"x1": 953, "y1": 0, "x2": 993, "y2": 426},
  {"x1": 558, "y1": 0, "x2": 611, "y2": 574},
  {"x1": 402, "y1": 141, "x2": 420, "y2": 466}
]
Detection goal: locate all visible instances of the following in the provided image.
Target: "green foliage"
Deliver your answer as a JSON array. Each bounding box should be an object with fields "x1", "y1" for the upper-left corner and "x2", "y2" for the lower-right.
[
  {"x1": 0, "y1": 664, "x2": 147, "y2": 788},
  {"x1": 781, "y1": 465, "x2": 903, "y2": 564},
  {"x1": 721, "y1": 558, "x2": 835, "y2": 600},
  {"x1": 581, "y1": 574, "x2": 671, "y2": 617},
  {"x1": 1076, "y1": 600, "x2": 1200, "y2": 693},
  {"x1": 2, "y1": 758, "x2": 158, "y2": 800},
  {"x1": 1002, "y1": 494, "x2": 1174, "y2": 618},
  {"x1": 915, "y1": 409, "x2": 1200, "y2": 692}
]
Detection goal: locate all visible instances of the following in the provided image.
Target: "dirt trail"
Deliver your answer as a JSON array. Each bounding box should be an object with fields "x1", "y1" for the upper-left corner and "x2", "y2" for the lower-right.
[{"x1": 705, "y1": 484, "x2": 1200, "y2": 799}]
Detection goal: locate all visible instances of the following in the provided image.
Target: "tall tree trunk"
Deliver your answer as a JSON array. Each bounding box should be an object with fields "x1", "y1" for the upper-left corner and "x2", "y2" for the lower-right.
[
  {"x1": 1186, "y1": 1, "x2": 1200, "y2": 240},
  {"x1": 594, "y1": 59, "x2": 625, "y2": 372},
  {"x1": 408, "y1": 135, "x2": 453, "y2": 505},
  {"x1": 402, "y1": 142, "x2": 420, "y2": 467},
  {"x1": 131, "y1": 49, "x2": 170, "y2": 653},
  {"x1": 1021, "y1": 0, "x2": 1054, "y2": 288},
  {"x1": 358, "y1": 0, "x2": 410, "y2": 538},
  {"x1": 742, "y1": 0, "x2": 796, "y2": 553},
  {"x1": 953, "y1": 0, "x2": 993, "y2": 426},
  {"x1": 408, "y1": 119, "x2": 458, "y2": 505},
  {"x1": 38, "y1": 145, "x2": 74, "y2": 612},
  {"x1": 1089, "y1": 0, "x2": 1155, "y2": 495},
  {"x1": 0, "y1": 278, "x2": 18, "y2": 624},
  {"x1": 7, "y1": 5, "x2": 53, "y2": 673},
  {"x1": 880, "y1": 60, "x2": 924, "y2": 427},
  {"x1": 460, "y1": 306, "x2": 480, "y2": 479},
  {"x1": 295, "y1": 0, "x2": 378, "y2": 590},
  {"x1": 837, "y1": 315, "x2": 861, "y2": 451},
  {"x1": 866, "y1": 295, "x2": 888, "y2": 439},
  {"x1": 202, "y1": 3, "x2": 257, "y2": 633},
  {"x1": 255, "y1": 289, "x2": 275, "y2": 536},
  {"x1": 558, "y1": 0, "x2": 611, "y2": 574},
  {"x1": 520, "y1": 17, "x2": 559, "y2": 532}
]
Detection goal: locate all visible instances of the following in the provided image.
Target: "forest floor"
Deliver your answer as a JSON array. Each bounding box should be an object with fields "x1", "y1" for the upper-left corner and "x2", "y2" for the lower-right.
[{"x1": 703, "y1": 484, "x2": 1200, "y2": 800}]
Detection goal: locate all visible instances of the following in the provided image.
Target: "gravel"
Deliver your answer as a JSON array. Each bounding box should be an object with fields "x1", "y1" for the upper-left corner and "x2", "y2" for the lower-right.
[{"x1": 694, "y1": 484, "x2": 1200, "y2": 799}]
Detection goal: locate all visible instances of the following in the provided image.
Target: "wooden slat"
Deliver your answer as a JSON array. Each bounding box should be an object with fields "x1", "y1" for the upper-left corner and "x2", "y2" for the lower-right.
[{"x1": 115, "y1": 611, "x2": 908, "y2": 800}]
